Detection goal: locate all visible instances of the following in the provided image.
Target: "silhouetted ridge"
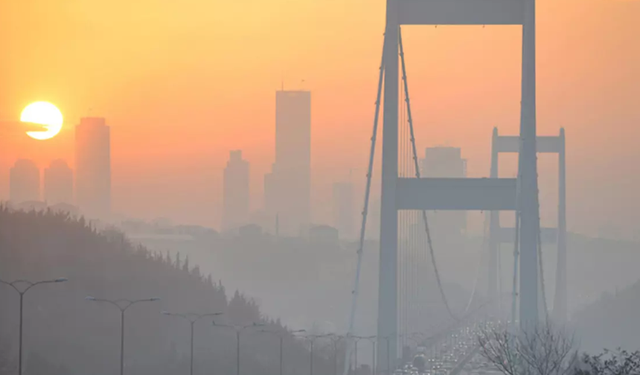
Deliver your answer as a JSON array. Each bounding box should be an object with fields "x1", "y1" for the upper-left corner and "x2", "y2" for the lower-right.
[{"x1": 0, "y1": 207, "x2": 337, "y2": 375}]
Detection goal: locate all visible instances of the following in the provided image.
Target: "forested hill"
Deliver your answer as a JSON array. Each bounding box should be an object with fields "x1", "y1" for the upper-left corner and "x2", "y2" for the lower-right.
[
  {"x1": 573, "y1": 278, "x2": 640, "y2": 354},
  {"x1": 0, "y1": 207, "x2": 335, "y2": 375}
]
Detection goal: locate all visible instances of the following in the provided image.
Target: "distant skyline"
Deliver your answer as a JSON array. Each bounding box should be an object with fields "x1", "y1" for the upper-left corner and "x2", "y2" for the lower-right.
[
  {"x1": 1, "y1": 0, "x2": 639, "y2": 240},
  {"x1": 223, "y1": 150, "x2": 250, "y2": 232}
]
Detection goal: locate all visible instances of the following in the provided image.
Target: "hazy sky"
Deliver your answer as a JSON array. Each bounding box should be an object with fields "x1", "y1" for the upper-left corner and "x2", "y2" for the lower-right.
[{"x1": 1, "y1": 0, "x2": 639, "y2": 239}]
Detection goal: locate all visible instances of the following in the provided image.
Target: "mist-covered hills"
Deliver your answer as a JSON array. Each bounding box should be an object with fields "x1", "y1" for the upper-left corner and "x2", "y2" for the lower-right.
[
  {"x1": 0, "y1": 208, "x2": 338, "y2": 375},
  {"x1": 572, "y1": 278, "x2": 640, "y2": 353}
]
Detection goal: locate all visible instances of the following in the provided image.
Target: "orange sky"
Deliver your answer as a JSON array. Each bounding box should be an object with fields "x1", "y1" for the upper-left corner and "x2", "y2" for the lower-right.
[{"x1": 1, "y1": 0, "x2": 639, "y2": 238}]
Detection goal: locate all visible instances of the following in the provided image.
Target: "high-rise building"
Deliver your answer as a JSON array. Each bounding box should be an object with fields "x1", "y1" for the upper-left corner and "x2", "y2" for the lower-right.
[
  {"x1": 420, "y1": 147, "x2": 467, "y2": 237},
  {"x1": 10, "y1": 159, "x2": 40, "y2": 203},
  {"x1": 264, "y1": 90, "x2": 311, "y2": 236},
  {"x1": 333, "y1": 181, "x2": 355, "y2": 240},
  {"x1": 223, "y1": 150, "x2": 250, "y2": 232},
  {"x1": 75, "y1": 117, "x2": 111, "y2": 219},
  {"x1": 44, "y1": 159, "x2": 73, "y2": 205},
  {"x1": 420, "y1": 147, "x2": 467, "y2": 178}
]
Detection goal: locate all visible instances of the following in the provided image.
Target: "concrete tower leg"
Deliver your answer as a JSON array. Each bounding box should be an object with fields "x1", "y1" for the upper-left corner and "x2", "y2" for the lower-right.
[
  {"x1": 553, "y1": 128, "x2": 567, "y2": 322},
  {"x1": 518, "y1": 0, "x2": 540, "y2": 328},
  {"x1": 377, "y1": 0, "x2": 399, "y2": 371},
  {"x1": 488, "y1": 128, "x2": 500, "y2": 314}
]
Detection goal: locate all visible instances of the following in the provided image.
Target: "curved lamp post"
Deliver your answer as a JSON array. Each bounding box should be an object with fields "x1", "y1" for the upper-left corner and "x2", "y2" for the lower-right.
[
  {"x1": 304, "y1": 334, "x2": 330, "y2": 375},
  {"x1": 258, "y1": 329, "x2": 306, "y2": 375},
  {"x1": 212, "y1": 321, "x2": 264, "y2": 375},
  {"x1": 85, "y1": 296, "x2": 160, "y2": 375},
  {"x1": 353, "y1": 335, "x2": 376, "y2": 374},
  {"x1": 328, "y1": 334, "x2": 345, "y2": 375},
  {"x1": 0, "y1": 277, "x2": 67, "y2": 375},
  {"x1": 162, "y1": 311, "x2": 222, "y2": 375}
]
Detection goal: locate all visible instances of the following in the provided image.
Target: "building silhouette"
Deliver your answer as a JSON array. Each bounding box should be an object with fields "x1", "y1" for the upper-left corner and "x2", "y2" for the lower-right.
[
  {"x1": 332, "y1": 181, "x2": 355, "y2": 240},
  {"x1": 10, "y1": 159, "x2": 40, "y2": 203},
  {"x1": 264, "y1": 90, "x2": 311, "y2": 236},
  {"x1": 75, "y1": 117, "x2": 111, "y2": 219},
  {"x1": 44, "y1": 159, "x2": 73, "y2": 205},
  {"x1": 420, "y1": 147, "x2": 467, "y2": 238},
  {"x1": 223, "y1": 150, "x2": 250, "y2": 232}
]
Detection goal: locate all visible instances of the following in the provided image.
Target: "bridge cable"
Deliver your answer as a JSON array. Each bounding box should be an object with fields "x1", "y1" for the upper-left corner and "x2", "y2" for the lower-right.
[
  {"x1": 342, "y1": 39, "x2": 386, "y2": 375},
  {"x1": 497, "y1": 230, "x2": 504, "y2": 318},
  {"x1": 463, "y1": 216, "x2": 489, "y2": 315},
  {"x1": 399, "y1": 27, "x2": 459, "y2": 322},
  {"x1": 510, "y1": 169, "x2": 522, "y2": 325},
  {"x1": 536, "y1": 174, "x2": 549, "y2": 319}
]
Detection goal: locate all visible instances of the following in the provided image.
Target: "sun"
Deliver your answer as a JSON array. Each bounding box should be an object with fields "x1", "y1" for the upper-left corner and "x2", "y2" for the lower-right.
[{"x1": 20, "y1": 101, "x2": 64, "y2": 140}]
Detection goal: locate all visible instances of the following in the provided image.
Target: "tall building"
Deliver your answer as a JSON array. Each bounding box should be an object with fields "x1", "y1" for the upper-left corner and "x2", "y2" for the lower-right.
[
  {"x1": 10, "y1": 159, "x2": 40, "y2": 203},
  {"x1": 264, "y1": 90, "x2": 311, "y2": 236},
  {"x1": 223, "y1": 150, "x2": 250, "y2": 232},
  {"x1": 333, "y1": 181, "x2": 355, "y2": 240},
  {"x1": 44, "y1": 159, "x2": 73, "y2": 205},
  {"x1": 420, "y1": 147, "x2": 467, "y2": 237},
  {"x1": 75, "y1": 117, "x2": 111, "y2": 219}
]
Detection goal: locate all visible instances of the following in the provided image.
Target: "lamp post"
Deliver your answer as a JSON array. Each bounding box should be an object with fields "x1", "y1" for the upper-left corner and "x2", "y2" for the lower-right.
[
  {"x1": 212, "y1": 321, "x2": 264, "y2": 375},
  {"x1": 353, "y1": 336, "x2": 376, "y2": 375},
  {"x1": 258, "y1": 329, "x2": 306, "y2": 375},
  {"x1": 0, "y1": 277, "x2": 67, "y2": 375},
  {"x1": 162, "y1": 311, "x2": 222, "y2": 375},
  {"x1": 328, "y1": 334, "x2": 344, "y2": 375},
  {"x1": 377, "y1": 336, "x2": 392, "y2": 375},
  {"x1": 85, "y1": 296, "x2": 160, "y2": 375},
  {"x1": 305, "y1": 334, "x2": 330, "y2": 375}
]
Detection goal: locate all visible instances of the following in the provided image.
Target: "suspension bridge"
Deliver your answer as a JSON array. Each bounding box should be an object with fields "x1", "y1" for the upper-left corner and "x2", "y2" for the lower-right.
[{"x1": 343, "y1": 0, "x2": 569, "y2": 373}]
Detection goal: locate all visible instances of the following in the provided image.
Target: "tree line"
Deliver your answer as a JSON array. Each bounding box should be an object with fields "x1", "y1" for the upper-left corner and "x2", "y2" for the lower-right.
[{"x1": 0, "y1": 207, "x2": 340, "y2": 375}]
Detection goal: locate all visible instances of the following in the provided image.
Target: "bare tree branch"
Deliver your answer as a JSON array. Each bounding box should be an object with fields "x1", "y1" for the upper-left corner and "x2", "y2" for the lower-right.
[{"x1": 477, "y1": 321, "x2": 578, "y2": 375}]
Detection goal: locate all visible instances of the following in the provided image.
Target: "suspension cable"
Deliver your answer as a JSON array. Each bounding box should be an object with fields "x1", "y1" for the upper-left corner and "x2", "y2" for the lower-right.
[
  {"x1": 511, "y1": 211, "x2": 520, "y2": 325},
  {"x1": 497, "y1": 232, "x2": 503, "y2": 318},
  {"x1": 536, "y1": 178, "x2": 549, "y2": 319},
  {"x1": 399, "y1": 27, "x2": 459, "y2": 322},
  {"x1": 342, "y1": 38, "x2": 385, "y2": 375},
  {"x1": 463, "y1": 216, "x2": 488, "y2": 315}
]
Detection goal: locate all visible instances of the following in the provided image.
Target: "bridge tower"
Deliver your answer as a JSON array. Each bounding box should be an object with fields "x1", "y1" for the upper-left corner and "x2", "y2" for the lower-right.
[
  {"x1": 377, "y1": 0, "x2": 540, "y2": 369},
  {"x1": 487, "y1": 128, "x2": 567, "y2": 322}
]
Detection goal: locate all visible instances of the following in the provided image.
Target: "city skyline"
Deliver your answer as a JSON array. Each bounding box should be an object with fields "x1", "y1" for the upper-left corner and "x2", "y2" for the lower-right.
[
  {"x1": 1, "y1": 0, "x2": 639, "y2": 239},
  {"x1": 75, "y1": 117, "x2": 111, "y2": 219}
]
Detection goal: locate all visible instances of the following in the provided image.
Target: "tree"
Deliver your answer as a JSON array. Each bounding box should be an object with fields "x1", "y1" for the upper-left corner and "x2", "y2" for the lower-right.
[
  {"x1": 477, "y1": 321, "x2": 578, "y2": 375},
  {"x1": 575, "y1": 349, "x2": 640, "y2": 375}
]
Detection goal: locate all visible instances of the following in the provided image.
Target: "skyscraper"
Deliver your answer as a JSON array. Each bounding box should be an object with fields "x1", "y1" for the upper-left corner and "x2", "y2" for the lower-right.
[
  {"x1": 44, "y1": 159, "x2": 73, "y2": 205},
  {"x1": 265, "y1": 90, "x2": 311, "y2": 236},
  {"x1": 333, "y1": 181, "x2": 355, "y2": 240},
  {"x1": 10, "y1": 159, "x2": 40, "y2": 203},
  {"x1": 75, "y1": 117, "x2": 111, "y2": 219},
  {"x1": 420, "y1": 147, "x2": 467, "y2": 237},
  {"x1": 223, "y1": 150, "x2": 250, "y2": 232}
]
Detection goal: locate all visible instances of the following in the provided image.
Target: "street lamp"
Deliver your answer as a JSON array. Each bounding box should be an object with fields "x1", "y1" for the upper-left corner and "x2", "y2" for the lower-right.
[
  {"x1": 328, "y1": 334, "x2": 344, "y2": 375},
  {"x1": 212, "y1": 321, "x2": 264, "y2": 375},
  {"x1": 377, "y1": 335, "x2": 392, "y2": 375},
  {"x1": 258, "y1": 329, "x2": 306, "y2": 375},
  {"x1": 85, "y1": 296, "x2": 160, "y2": 375},
  {"x1": 0, "y1": 277, "x2": 67, "y2": 375},
  {"x1": 304, "y1": 334, "x2": 330, "y2": 375},
  {"x1": 162, "y1": 311, "x2": 222, "y2": 375},
  {"x1": 353, "y1": 336, "x2": 376, "y2": 375}
]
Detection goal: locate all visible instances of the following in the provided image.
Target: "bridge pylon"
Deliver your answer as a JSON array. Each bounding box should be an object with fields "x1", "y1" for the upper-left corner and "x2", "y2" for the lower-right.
[
  {"x1": 377, "y1": 0, "x2": 540, "y2": 370},
  {"x1": 486, "y1": 128, "x2": 567, "y2": 322}
]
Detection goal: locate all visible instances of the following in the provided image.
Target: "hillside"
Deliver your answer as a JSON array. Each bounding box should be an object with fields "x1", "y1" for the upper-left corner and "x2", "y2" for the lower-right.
[
  {"x1": 572, "y1": 278, "x2": 640, "y2": 353},
  {"x1": 0, "y1": 207, "x2": 337, "y2": 375}
]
